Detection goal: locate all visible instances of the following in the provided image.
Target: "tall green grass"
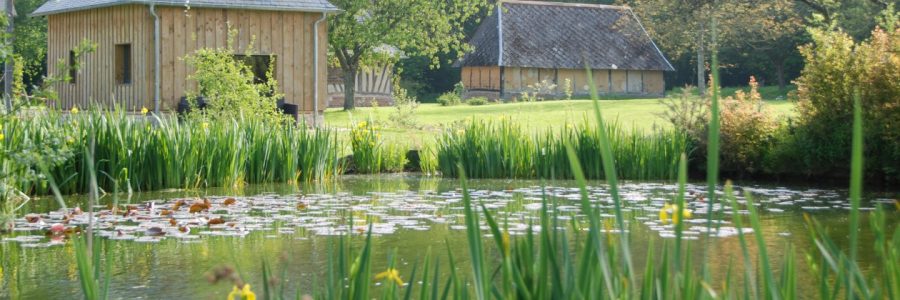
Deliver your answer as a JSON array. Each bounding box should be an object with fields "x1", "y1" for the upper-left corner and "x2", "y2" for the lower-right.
[
  {"x1": 4, "y1": 109, "x2": 343, "y2": 195},
  {"x1": 435, "y1": 119, "x2": 687, "y2": 180}
]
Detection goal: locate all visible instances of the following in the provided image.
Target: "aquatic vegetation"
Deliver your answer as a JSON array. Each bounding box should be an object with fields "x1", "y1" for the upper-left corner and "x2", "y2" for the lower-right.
[
  {"x1": 436, "y1": 119, "x2": 687, "y2": 180},
  {"x1": 3, "y1": 110, "x2": 342, "y2": 195}
]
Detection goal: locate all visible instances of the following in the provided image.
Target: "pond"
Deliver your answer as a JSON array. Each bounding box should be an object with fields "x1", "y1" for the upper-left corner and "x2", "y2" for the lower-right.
[{"x1": 1, "y1": 175, "x2": 897, "y2": 299}]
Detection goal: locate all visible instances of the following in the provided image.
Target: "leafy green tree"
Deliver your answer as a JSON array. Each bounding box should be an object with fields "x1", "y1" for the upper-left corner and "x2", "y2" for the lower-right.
[
  {"x1": 624, "y1": 0, "x2": 801, "y2": 94},
  {"x1": 328, "y1": 0, "x2": 489, "y2": 110},
  {"x1": 10, "y1": 0, "x2": 47, "y2": 91}
]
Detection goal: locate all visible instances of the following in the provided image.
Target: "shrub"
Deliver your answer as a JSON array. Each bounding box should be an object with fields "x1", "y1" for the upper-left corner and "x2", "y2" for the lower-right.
[
  {"x1": 717, "y1": 77, "x2": 778, "y2": 174},
  {"x1": 658, "y1": 85, "x2": 706, "y2": 139},
  {"x1": 466, "y1": 97, "x2": 489, "y2": 106},
  {"x1": 437, "y1": 92, "x2": 461, "y2": 106},
  {"x1": 183, "y1": 29, "x2": 285, "y2": 123},
  {"x1": 520, "y1": 79, "x2": 558, "y2": 102},
  {"x1": 787, "y1": 26, "x2": 900, "y2": 179},
  {"x1": 388, "y1": 83, "x2": 419, "y2": 128}
]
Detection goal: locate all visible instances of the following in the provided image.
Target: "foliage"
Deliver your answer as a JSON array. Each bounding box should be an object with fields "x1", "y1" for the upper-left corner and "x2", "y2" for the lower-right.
[
  {"x1": 437, "y1": 92, "x2": 461, "y2": 106},
  {"x1": 10, "y1": 0, "x2": 50, "y2": 89},
  {"x1": 381, "y1": 143, "x2": 408, "y2": 173},
  {"x1": 783, "y1": 26, "x2": 900, "y2": 179},
  {"x1": 328, "y1": 0, "x2": 490, "y2": 109},
  {"x1": 464, "y1": 97, "x2": 488, "y2": 106},
  {"x1": 436, "y1": 82, "x2": 465, "y2": 106},
  {"x1": 436, "y1": 118, "x2": 687, "y2": 180},
  {"x1": 3, "y1": 111, "x2": 342, "y2": 196},
  {"x1": 715, "y1": 77, "x2": 779, "y2": 174},
  {"x1": 387, "y1": 83, "x2": 419, "y2": 128},
  {"x1": 183, "y1": 30, "x2": 285, "y2": 123},
  {"x1": 519, "y1": 79, "x2": 557, "y2": 102},
  {"x1": 658, "y1": 85, "x2": 707, "y2": 138},
  {"x1": 417, "y1": 143, "x2": 438, "y2": 175},
  {"x1": 350, "y1": 121, "x2": 385, "y2": 173}
]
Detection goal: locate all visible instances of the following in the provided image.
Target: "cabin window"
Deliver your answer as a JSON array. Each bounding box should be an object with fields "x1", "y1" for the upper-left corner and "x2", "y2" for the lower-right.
[
  {"x1": 68, "y1": 50, "x2": 77, "y2": 84},
  {"x1": 115, "y1": 44, "x2": 132, "y2": 84},
  {"x1": 234, "y1": 55, "x2": 273, "y2": 84}
]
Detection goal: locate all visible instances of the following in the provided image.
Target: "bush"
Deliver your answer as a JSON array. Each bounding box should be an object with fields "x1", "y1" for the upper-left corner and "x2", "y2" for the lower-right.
[
  {"x1": 658, "y1": 85, "x2": 706, "y2": 139},
  {"x1": 786, "y1": 26, "x2": 900, "y2": 179},
  {"x1": 183, "y1": 29, "x2": 285, "y2": 123},
  {"x1": 388, "y1": 83, "x2": 419, "y2": 128},
  {"x1": 717, "y1": 77, "x2": 778, "y2": 174},
  {"x1": 437, "y1": 92, "x2": 461, "y2": 106},
  {"x1": 466, "y1": 97, "x2": 489, "y2": 106}
]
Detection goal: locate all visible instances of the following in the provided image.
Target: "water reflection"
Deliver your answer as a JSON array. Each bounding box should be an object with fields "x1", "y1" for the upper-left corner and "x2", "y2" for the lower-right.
[{"x1": 0, "y1": 175, "x2": 896, "y2": 299}]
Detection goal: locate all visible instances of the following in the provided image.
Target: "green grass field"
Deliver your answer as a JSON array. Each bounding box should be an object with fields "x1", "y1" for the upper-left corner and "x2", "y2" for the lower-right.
[{"x1": 325, "y1": 96, "x2": 795, "y2": 148}]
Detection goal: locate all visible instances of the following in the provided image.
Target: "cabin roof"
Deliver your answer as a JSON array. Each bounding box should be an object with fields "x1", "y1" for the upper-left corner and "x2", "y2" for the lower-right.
[
  {"x1": 456, "y1": 0, "x2": 674, "y2": 71},
  {"x1": 32, "y1": 0, "x2": 339, "y2": 17}
]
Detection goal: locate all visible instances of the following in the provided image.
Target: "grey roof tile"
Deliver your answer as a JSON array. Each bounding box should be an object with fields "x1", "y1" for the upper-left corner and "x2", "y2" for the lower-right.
[
  {"x1": 457, "y1": 0, "x2": 674, "y2": 71},
  {"x1": 33, "y1": 0, "x2": 339, "y2": 16}
]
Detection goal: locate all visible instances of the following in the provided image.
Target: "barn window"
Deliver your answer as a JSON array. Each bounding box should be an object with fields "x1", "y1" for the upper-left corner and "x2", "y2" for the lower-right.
[
  {"x1": 233, "y1": 55, "x2": 273, "y2": 84},
  {"x1": 115, "y1": 44, "x2": 132, "y2": 84},
  {"x1": 68, "y1": 50, "x2": 77, "y2": 84}
]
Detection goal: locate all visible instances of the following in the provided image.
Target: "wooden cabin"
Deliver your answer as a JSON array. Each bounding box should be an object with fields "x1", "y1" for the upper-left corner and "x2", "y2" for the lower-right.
[
  {"x1": 32, "y1": 0, "x2": 339, "y2": 124},
  {"x1": 456, "y1": 1, "x2": 674, "y2": 100}
]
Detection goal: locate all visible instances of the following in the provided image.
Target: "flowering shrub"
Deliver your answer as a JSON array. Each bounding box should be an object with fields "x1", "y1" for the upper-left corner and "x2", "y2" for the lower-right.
[{"x1": 717, "y1": 77, "x2": 778, "y2": 174}]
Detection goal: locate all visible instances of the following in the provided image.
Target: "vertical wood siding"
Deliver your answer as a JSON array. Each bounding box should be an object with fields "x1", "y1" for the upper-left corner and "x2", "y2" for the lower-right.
[
  {"x1": 47, "y1": 5, "x2": 327, "y2": 113},
  {"x1": 472, "y1": 67, "x2": 665, "y2": 97},
  {"x1": 47, "y1": 5, "x2": 152, "y2": 111},
  {"x1": 158, "y1": 7, "x2": 327, "y2": 112}
]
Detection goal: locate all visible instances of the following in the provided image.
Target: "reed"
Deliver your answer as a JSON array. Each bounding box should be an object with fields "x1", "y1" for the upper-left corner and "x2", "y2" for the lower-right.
[
  {"x1": 435, "y1": 119, "x2": 687, "y2": 180},
  {"x1": 4, "y1": 109, "x2": 343, "y2": 195}
]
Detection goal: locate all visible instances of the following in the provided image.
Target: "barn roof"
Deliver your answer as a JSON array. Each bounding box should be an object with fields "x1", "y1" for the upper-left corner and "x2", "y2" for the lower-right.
[
  {"x1": 457, "y1": 0, "x2": 674, "y2": 71},
  {"x1": 32, "y1": 0, "x2": 339, "y2": 17}
]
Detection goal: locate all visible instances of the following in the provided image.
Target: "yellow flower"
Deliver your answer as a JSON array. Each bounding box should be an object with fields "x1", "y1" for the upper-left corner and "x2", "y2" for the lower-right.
[
  {"x1": 659, "y1": 203, "x2": 692, "y2": 225},
  {"x1": 70, "y1": 106, "x2": 79, "y2": 114},
  {"x1": 0, "y1": 133, "x2": 4, "y2": 141},
  {"x1": 201, "y1": 122, "x2": 209, "y2": 129},
  {"x1": 358, "y1": 121, "x2": 368, "y2": 128},
  {"x1": 374, "y1": 268, "x2": 404, "y2": 286},
  {"x1": 501, "y1": 230, "x2": 511, "y2": 257},
  {"x1": 227, "y1": 284, "x2": 256, "y2": 300},
  {"x1": 141, "y1": 106, "x2": 149, "y2": 115}
]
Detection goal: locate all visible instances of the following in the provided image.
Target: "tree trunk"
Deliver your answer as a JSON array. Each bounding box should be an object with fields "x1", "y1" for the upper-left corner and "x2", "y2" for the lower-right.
[{"x1": 342, "y1": 66, "x2": 357, "y2": 110}]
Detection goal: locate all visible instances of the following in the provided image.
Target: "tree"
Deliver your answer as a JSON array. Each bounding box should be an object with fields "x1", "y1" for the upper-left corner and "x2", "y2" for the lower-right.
[
  {"x1": 329, "y1": 0, "x2": 489, "y2": 110},
  {"x1": 624, "y1": 0, "x2": 802, "y2": 93}
]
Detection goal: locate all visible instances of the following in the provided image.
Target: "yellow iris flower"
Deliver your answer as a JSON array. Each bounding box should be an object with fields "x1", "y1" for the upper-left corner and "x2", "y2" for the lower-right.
[
  {"x1": 227, "y1": 284, "x2": 256, "y2": 300},
  {"x1": 659, "y1": 203, "x2": 692, "y2": 225},
  {"x1": 70, "y1": 106, "x2": 80, "y2": 114},
  {"x1": 374, "y1": 268, "x2": 404, "y2": 286},
  {"x1": 141, "y1": 107, "x2": 149, "y2": 115}
]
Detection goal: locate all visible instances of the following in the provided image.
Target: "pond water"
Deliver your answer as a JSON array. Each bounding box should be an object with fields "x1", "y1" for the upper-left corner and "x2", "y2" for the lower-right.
[{"x1": 1, "y1": 175, "x2": 897, "y2": 299}]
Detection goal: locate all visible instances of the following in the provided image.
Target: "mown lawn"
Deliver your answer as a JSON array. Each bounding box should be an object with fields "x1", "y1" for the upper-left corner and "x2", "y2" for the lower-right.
[{"x1": 325, "y1": 95, "x2": 795, "y2": 148}]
